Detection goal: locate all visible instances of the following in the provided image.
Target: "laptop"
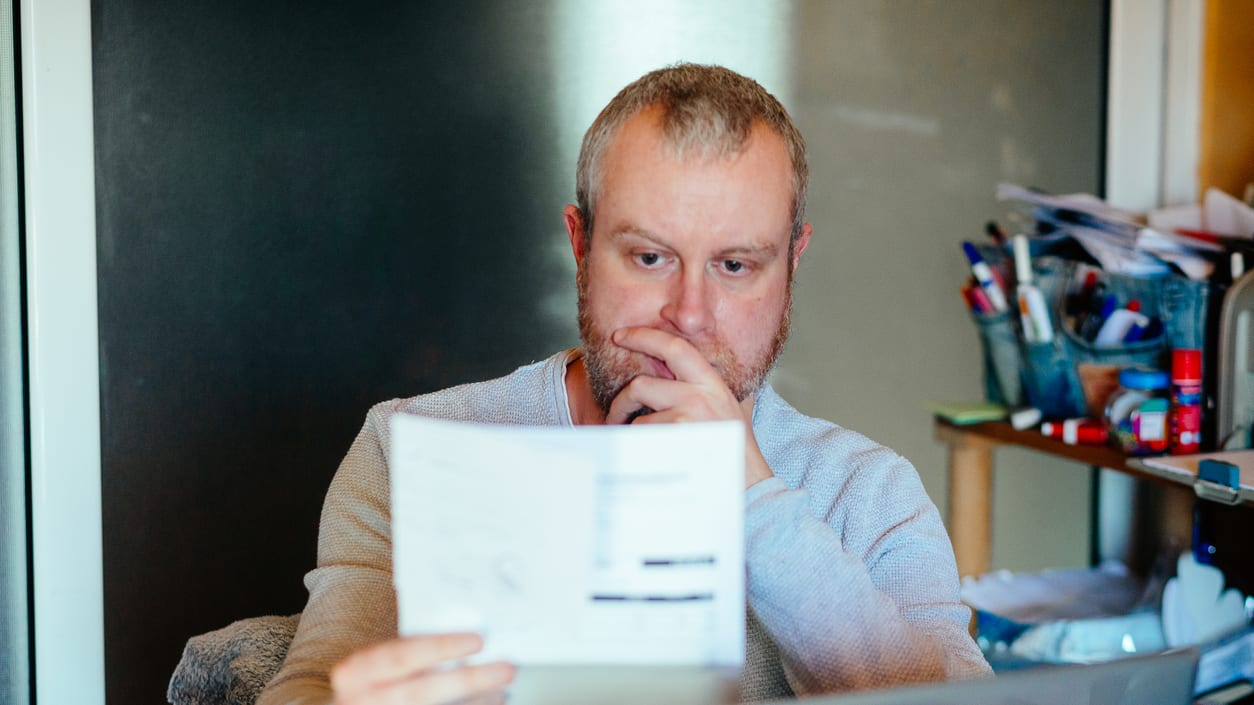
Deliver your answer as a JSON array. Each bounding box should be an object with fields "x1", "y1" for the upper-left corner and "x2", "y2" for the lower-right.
[
  {"x1": 506, "y1": 648, "x2": 1197, "y2": 705},
  {"x1": 767, "y1": 648, "x2": 1199, "y2": 705}
]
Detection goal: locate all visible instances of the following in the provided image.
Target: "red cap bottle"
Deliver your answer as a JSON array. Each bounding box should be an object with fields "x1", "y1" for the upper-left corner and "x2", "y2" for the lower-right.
[{"x1": 1170, "y1": 349, "x2": 1203, "y2": 454}]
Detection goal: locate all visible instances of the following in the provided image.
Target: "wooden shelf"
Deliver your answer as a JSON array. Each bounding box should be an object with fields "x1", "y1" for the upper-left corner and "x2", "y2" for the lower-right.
[
  {"x1": 934, "y1": 418, "x2": 1193, "y2": 486},
  {"x1": 934, "y1": 417, "x2": 1254, "y2": 595},
  {"x1": 935, "y1": 418, "x2": 1190, "y2": 579}
]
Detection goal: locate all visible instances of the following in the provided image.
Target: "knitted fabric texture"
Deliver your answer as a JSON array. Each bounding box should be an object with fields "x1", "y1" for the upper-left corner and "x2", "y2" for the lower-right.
[{"x1": 258, "y1": 350, "x2": 991, "y2": 705}]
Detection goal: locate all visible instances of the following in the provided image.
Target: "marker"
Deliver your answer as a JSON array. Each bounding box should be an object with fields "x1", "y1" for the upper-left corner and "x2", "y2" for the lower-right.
[
  {"x1": 962, "y1": 286, "x2": 985, "y2": 314},
  {"x1": 1067, "y1": 271, "x2": 1098, "y2": 317},
  {"x1": 962, "y1": 242, "x2": 1009, "y2": 313},
  {"x1": 1041, "y1": 418, "x2": 1108, "y2": 445},
  {"x1": 1072, "y1": 278, "x2": 1104, "y2": 335},
  {"x1": 1012, "y1": 234, "x2": 1052, "y2": 342}
]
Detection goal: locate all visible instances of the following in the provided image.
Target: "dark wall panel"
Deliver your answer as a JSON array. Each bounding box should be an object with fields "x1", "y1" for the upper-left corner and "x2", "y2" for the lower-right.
[{"x1": 92, "y1": 3, "x2": 573, "y2": 702}]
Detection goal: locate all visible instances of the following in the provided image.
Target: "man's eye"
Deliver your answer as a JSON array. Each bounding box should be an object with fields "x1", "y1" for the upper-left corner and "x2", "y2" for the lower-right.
[
  {"x1": 637, "y1": 253, "x2": 661, "y2": 267},
  {"x1": 723, "y1": 259, "x2": 744, "y2": 273}
]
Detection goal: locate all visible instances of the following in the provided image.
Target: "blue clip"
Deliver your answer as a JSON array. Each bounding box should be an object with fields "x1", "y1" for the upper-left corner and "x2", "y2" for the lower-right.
[
  {"x1": 1198, "y1": 459, "x2": 1240, "y2": 489},
  {"x1": 1195, "y1": 459, "x2": 1241, "y2": 506}
]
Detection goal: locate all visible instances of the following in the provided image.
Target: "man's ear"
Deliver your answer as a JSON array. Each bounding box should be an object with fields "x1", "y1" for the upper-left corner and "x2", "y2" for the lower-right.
[
  {"x1": 564, "y1": 204, "x2": 587, "y2": 266},
  {"x1": 791, "y1": 222, "x2": 813, "y2": 272}
]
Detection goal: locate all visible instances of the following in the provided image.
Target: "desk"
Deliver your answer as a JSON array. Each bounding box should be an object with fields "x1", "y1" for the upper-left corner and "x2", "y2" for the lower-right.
[{"x1": 933, "y1": 418, "x2": 1196, "y2": 579}]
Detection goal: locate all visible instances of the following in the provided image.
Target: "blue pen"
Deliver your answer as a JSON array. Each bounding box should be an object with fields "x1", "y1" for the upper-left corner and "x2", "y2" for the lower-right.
[
  {"x1": 1080, "y1": 294, "x2": 1117, "y2": 341},
  {"x1": 961, "y1": 242, "x2": 1009, "y2": 313}
]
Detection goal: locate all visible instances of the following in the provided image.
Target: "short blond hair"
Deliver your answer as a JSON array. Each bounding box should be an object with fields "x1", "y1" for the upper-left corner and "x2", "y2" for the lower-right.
[{"x1": 575, "y1": 63, "x2": 808, "y2": 247}]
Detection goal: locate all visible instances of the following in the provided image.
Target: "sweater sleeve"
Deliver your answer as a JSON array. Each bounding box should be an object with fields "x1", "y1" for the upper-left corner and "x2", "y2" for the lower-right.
[
  {"x1": 743, "y1": 459, "x2": 992, "y2": 696},
  {"x1": 257, "y1": 407, "x2": 398, "y2": 705}
]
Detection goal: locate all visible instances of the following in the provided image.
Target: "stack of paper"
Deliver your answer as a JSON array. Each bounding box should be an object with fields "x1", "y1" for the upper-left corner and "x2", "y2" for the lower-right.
[{"x1": 996, "y1": 183, "x2": 1254, "y2": 280}]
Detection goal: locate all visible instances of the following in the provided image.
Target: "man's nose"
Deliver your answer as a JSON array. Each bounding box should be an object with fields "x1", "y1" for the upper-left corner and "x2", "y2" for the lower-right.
[{"x1": 660, "y1": 269, "x2": 714, "y2": 336}]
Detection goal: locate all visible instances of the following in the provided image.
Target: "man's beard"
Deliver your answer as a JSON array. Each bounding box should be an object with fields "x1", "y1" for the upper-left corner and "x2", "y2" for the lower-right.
[{"x1": 576, "y1": 267, "x2": 793, "y2": 417}]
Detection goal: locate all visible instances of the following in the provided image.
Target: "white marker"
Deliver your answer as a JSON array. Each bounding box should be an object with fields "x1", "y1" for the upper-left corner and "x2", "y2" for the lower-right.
[{"x1": 1011, "y1": 234, "x2": 1053, "y2": 343}]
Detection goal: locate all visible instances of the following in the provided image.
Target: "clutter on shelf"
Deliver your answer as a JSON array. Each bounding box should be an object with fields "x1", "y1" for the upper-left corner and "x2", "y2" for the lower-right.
[{"x1": 959, "y1": 183, "x2": 1254, "y2": 454}]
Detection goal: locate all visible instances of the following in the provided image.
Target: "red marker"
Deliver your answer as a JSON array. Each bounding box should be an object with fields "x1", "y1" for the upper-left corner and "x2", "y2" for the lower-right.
[
  {"x1": 1041, "y1": 418, "x2": 1108, "y2": 445},
  {"x1": 963, "y1": 283, "x2": 995, "y2": 314}
]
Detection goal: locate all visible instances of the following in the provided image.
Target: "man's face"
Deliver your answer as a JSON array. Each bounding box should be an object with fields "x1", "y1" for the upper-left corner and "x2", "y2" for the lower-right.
[{"x1": 570, "y1": 106, "x2": 810, "y2": 415}]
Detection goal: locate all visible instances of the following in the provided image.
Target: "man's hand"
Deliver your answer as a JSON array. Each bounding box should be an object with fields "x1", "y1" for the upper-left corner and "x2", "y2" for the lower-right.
[
  {"x1": 604, "y1": 326, "x2": 774, "y2": 488},
  {"x1": 331, "y1": 633, "x2": 515, "y2": 705}
]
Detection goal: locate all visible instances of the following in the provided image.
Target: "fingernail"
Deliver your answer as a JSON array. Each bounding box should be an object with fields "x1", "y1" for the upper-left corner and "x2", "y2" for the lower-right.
[{"x1": 493, "y1": 661, "x2": 518, "y2": 682}]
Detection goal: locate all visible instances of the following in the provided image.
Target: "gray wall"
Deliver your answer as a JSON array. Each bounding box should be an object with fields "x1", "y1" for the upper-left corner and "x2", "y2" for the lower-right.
[
  {"x1": 774, "y1": 2, "x2": 1106, "y2": 572},
  {"x1": 89, "y1": 2, "x2": 1104, "y2": 702}
]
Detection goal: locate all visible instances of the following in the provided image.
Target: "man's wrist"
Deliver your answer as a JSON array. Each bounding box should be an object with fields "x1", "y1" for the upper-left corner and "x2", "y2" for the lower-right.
[{"x1": 745, "y1": 445, "x2": 774, "y2": 488}]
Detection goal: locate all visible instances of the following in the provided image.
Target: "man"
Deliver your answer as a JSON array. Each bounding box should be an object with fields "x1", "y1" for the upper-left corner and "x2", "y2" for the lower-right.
[{"x1": 259, "y1": 63, "x2": 991, "y2": 705}]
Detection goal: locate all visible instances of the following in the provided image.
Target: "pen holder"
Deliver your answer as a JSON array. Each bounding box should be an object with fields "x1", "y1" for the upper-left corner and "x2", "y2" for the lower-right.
[
  {"x1": 971, "y1": 254, "x2": 1211, "y2": 420},
  {"x1": 1020, "y1": 340, "x2": 1090, "y2": 419},
  {"x1": 972, "y1": 309, "x2": 1026, "y2": 408}
]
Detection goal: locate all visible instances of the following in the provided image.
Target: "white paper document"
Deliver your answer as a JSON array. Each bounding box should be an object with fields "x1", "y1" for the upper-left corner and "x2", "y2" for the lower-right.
[{"x1": 389, "y1": 415, "x2": 746, "y2": 667}]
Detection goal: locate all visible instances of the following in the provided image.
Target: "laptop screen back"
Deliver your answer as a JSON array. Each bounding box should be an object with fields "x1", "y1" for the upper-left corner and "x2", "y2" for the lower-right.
[{"x1": 769, "y1": 648, "x2": 1199, "y2": 705}]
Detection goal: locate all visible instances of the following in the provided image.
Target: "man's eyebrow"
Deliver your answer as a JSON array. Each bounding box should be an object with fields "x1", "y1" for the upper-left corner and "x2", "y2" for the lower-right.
[
  {"x1": 608, "y1": 227, "x2": 782, "y2": 258},
  {"x1": 606, "y1": 225, "x2": 666, "y2": 245},
  {"x1": 717, "y1": 243, "x2": 780, "y2": 259}
]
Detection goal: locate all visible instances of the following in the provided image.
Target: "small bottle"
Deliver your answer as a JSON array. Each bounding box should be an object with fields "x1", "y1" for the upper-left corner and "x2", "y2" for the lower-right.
[
  {"x1": 1105, "y1": 367, "x2": 1170, "y2": 455},
  {"x1": 1170, "y1": 349, "x2": 1203, "y2": 454}
]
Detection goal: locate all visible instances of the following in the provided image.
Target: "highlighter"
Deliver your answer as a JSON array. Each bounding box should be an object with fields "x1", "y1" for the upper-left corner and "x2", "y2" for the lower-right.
[{"x1": 961, "y1": 242, "x2": 1009, "y2": 313}]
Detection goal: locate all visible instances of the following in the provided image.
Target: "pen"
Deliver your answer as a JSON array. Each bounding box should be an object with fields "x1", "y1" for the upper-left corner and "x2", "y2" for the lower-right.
[
  {"x1": 961, "y1": 242, "x2": 1009, "y2": 313},
  {"x1": 985, "y1": 221, "x2": 1008, "y2": 246},
  {"x1": 1073, "y1": 281, "x2": 1106, "y2": 335},
  {"x1": 1067, "y1": 271, "x2": 1098, "y2": 317}
]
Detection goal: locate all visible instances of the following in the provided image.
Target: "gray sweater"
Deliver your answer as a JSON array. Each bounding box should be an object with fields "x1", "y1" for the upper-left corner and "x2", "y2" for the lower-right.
[{"x1": 258, "y1": 349, "x2": 991, "y2": 704}]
